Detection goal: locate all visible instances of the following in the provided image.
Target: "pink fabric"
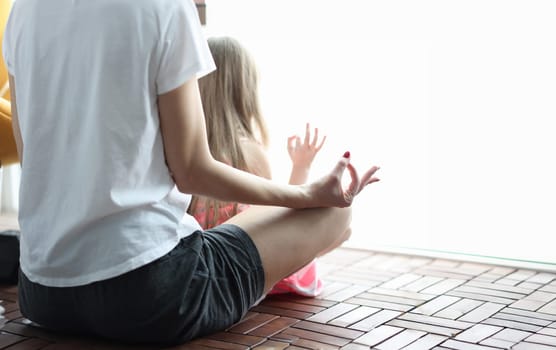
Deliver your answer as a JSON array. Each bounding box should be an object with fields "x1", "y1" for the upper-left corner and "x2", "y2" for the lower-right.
[{"x1": 192, "y1": 201, "x2": 323, "y2": 297}]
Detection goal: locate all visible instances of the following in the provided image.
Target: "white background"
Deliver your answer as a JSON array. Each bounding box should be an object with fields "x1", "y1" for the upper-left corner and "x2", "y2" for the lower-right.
[{"x1": 204, "y1": 0, "x2": 556, "y2": 266}]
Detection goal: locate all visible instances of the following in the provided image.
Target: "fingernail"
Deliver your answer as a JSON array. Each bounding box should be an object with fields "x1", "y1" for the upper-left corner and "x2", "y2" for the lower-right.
[{"x1": 343, "y1": 151, "x2": 350, "y2": 158}]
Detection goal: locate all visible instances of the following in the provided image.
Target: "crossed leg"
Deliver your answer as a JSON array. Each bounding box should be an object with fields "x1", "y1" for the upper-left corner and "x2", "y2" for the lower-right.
[{"x1": 225, "y1": 205, "x2": 352, "y2": 294}]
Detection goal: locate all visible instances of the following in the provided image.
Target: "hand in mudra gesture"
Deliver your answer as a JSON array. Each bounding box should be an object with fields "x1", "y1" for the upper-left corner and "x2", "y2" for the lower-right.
[{"x1": 304, "y1": 151, "x2": 380, "y2": 208}]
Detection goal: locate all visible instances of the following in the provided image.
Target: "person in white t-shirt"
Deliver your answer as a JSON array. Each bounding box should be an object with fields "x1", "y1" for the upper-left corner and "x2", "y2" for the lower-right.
[{"x1": 3, "y1": 0, "x2": 380, "y2": 345}]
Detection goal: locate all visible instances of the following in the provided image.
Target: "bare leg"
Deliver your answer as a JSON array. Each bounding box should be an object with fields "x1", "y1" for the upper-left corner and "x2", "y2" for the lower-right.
[{"x1": 225, "y1": 205, "x2": 352, "y2": 293}]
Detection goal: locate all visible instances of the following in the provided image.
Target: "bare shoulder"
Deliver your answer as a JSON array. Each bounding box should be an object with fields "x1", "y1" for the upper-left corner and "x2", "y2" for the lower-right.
[{"x1": 241, "y1": 138, "x2": 272, "y2": 179}]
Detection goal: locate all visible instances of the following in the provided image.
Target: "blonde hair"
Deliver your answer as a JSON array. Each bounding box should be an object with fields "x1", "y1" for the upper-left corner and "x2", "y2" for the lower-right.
[{"x1": 188, "y1": 36, "x2": 269, "y2": 227}]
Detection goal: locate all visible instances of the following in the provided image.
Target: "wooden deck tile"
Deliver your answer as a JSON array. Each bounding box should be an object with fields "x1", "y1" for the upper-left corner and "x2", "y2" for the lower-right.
[
  {"x1": 345, "y1": 297, "x2": 413, "y2": 312},
  {"x1": 492, "y1": 311, "x2": 553, "y2": 327},
  {"x1": 357, "y1": 291, "x2": 425, "y2": 307},
  {"x1": 257, "y1": 299, "x2": 326, "y2": 314},
  {"x1": 290, "y1": 337, "x2": 340, "y2": 350},
  {"x1": 446, "y1": 290, "x2": 516, "y2": 305},
  {"x1": 517, "y1": 282, "x2": 543, "y2": 290},
  {"x1": 433, "y1": 298, "x2": 484, "y2": 320},
  {"x1": 374, "y1": 328, "x2": 426, "y2": 350},
  {"x1": 379, "y1": 273, "x2": 422, "y2": 290},
  {"x1": 366, "y1": 287, "x2": 435, "y2": 301},
  {"x1": 457, "y1": 302, "x2": 505, "y2": 323},
  {"x1": 249, "y1": 305, "x2": 312, "y2": 320},
  {"x1": 205, "y1": 332, "x2": 265, "y2": 347},
  {"x1": 441, "y1": 339, "x2": 500, "y2": 349},
  {"x1": 502, "y1": 307, "x2": 556, "y2": 321},
  {"x1": 0, "y1": 332, "x2": 26, "y2": 348},
  {"x1": 540, "y1": 284, "x2": 556, "y2": 294},
  {"x1": 1, "y1": 338, "x2": 51, "y2": 350},
  {"x1": 402, "y1": 333, "x2": 447, "y2": 350},
  {"x1": 250, "y1": 340, "x2": 289, "y2": 349},
  {"x1": 419, "y1": 279, "x2": 465, "y2": 296},
  {"x1": 339, "y1": 344, "x2": 369, "y2": 350},
  {"x1": 352, "y1": 325, "x2": 403, "y2": 347},
  {"x1": 246, "y1": 317, "x2": 299, "y2": 338},
  {"x1": 226, "y1": 313, "x2": 278, "y2": 334},
  {"x1": 465, "y1": 280, "x2": 534, "y2": 295},
  {"x1": 327, "y1": 306, "x2": 380, "y2": 328},
  {"x1": 306, "y1": 303, "x2": 359, "y2": 324},
  {"x1": 479, "y1": 337, "x2": 516, "y2": 349},
  {"x1": 268, "y1": 294, "x2": 337, "y2": 308},
  {"x1": 400, "y1": 276, "x2": 443, "y2": 293},
  {"x1": 188, "y1": 338, "x2": 249, "y2": 350},
  {"x1": 487, "y1": 327, "x2": 533, "y2": 342},
  {"x1": 386, "y1": 319, "x2": 461, "y2": 337},
  {"x1": 278, "y1": 327, "x2": 351, "y2": 347},
  {"x1": 511, "y1": 298, "x2": 554, "y2": 312},
  {"x1": 539, "y1": 327, "x2": 556, "y2": 336},
  {"x1": 397, "y1": 313, "x2": 473, "y2": 330},
  {"x1": 454, "y1": 324, "x2": 502, "y2": 343},
  {"x1": 512, "y1": 342, "x2": 556, "y2": 350},
  {"x1": 348, "y1": 309, "x2": 402, "y2": 332},
  {"x1": 455, "y1": 285, "x2": 526, "y2": 300},
  {"x1": 482, "y1": 317, "x2": 543, "y2": 333},
  {"x1": 293, "y1": 321, "x2": 364, "y2": 340},
  {"x1": 527, "y1": 272, "x2": 556, "y2": 285},
  {"x1": 411, "y1": 295, "x2": 460, "y2": 316},
  {"x1": 317, "y1": 282, "x2": 352, "y2": 300},
  {"x1": 523, "y1": 333, "x2": 556, "y2": 347},
  {"x1": 3, "y1": 246, "x2": 556, "y2": 349},
  {"x1": 321, "y1": 285, "x2": 369, "y2": 302},
  {"x1": 539, "y1": 299, "x2": 556, "y2": 314},
  {"x1": 413, "y1": 268, "x2": 476, "y2": 281}
]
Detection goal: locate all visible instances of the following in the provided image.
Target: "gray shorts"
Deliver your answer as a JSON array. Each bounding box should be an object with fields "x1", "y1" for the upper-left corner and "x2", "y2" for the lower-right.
[{"x1": 18, "y1": 224, "x2": 265, "y2": 345}]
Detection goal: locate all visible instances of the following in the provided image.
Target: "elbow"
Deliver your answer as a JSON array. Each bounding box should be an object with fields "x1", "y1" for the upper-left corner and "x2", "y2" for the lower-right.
[
  {"x1": 170, "y1": 158, "x2": 213, "y2": 195},
  {"x1": 172, "y1": 170, "x2": 197, "y2": 195},
  {"x1": 174, "y1": 178, "x2": 190, "y2": 194}
]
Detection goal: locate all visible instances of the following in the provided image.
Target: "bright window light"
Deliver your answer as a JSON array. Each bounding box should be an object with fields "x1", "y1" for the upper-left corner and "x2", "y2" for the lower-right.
[{"x1": 204, "y1": 0, "x2": 556, "y2": 267}]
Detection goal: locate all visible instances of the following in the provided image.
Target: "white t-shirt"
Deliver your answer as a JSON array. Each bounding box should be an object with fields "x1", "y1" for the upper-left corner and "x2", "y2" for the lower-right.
[{"x1": 3, "y1": 0, "x2": 215, "y2": 287}]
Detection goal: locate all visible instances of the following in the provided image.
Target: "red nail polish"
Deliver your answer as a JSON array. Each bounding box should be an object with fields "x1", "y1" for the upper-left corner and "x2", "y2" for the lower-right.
[{"x1": 343, "y1": 151, "x2": 350, "y2": 158}]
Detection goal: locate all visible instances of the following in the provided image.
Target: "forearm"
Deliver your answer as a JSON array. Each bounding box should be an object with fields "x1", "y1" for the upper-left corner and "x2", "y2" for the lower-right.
[
  {"x1": 180, "y1": 157, "x2": 310, "y2": 208},
  {"x1": 288, "y1": 165, "x2": 310, "y2": 185}
]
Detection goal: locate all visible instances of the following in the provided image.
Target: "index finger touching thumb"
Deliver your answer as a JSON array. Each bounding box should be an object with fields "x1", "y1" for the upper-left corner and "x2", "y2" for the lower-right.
[{"x1": 331, "y1": 151, "x2": 350, "y2": 175}]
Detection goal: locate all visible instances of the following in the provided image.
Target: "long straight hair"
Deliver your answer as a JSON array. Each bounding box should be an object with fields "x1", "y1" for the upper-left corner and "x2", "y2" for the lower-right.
[{"x1": 188, "y1": 36, "x2": 269, "y2": 227}]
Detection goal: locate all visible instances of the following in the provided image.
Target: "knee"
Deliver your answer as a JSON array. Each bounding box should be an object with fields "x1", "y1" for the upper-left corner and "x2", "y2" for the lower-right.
[
  {"x1": 334, "y1": 207, "x2": 352, "y2": 228},
  {"x1": 342, "y1": 227, "x2": 352, "y2": 242}
]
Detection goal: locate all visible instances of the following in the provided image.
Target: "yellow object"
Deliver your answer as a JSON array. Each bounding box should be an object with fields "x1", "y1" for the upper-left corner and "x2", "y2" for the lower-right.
[{"x1": 0, "y1": 0, "x2": 18, "y2": 166}]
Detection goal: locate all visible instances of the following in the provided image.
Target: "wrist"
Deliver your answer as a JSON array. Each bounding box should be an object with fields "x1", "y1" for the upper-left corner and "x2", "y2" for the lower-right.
[
  {"x1": 295, "y1": 183, "x2": 312, "y2": 209},
  {"x1": 291, "y1": 164, "x2": 311, "y2": 173}
]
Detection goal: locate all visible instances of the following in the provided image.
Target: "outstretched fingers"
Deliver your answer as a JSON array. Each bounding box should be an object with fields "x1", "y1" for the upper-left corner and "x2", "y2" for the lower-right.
[
  {"x1": 344, "y1": 162, "x2": 361, "y2": 204},
  {"x1": 334, "y1": 152, "x2": 381, "y2": 204},
  {"x1": 304, "y1": 123, "x2": 311, "y2": 146},
  {"x1": 360, "y1": 166, "x2": 381, "y2": 189},
  {"x1": 331, "y1": 153, "x2": 361, "y2": 205},
  {"x1": 311, "y1": 126, "x2": 318, "y2": 147},
  {"x1": 322, "y1": 152, "x2": 381, "y2": 208},
  {"x1": 316, "y1": 133, "x2": 326, "y2": 151},
  {"x1": 287, "y1": 135, "x2": 300, "y2": 153}
]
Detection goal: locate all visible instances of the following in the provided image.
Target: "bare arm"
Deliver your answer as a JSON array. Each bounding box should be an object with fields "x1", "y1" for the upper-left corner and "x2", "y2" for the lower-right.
[
  {"x1": 8, "y1": 75, "x2": 23, "y2": 163},
  {"x1": 158, "y1": 78, "x2": 379, "y2": 209},
  {"x1": 158, "y1": 78, "x2": 307, "y2": 208},
  {"x1": 287, "y1": 123, "x2": 326, "y2": 185}
]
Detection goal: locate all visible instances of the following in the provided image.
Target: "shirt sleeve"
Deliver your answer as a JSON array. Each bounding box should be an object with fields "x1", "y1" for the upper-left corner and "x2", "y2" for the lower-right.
[{"x1": 156, "y1": 0, "x2": 215, "y2": 95}]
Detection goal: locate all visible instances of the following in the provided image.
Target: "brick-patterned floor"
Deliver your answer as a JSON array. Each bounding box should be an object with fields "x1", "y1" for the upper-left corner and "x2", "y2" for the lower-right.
[{"x1": 2, "y1": 229, "x2": 556, "y2": 349}]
